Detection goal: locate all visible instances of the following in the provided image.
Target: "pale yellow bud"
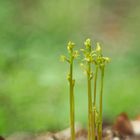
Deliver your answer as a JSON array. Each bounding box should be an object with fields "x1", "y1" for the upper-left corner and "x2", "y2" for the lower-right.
[
  {"x1": 60, "y1": 55, "x2": 66, "y2": 62},
  {"x1": 96, "y1": 42, "x2": 102, "y2": 53},
  {"x1": 67, "y1": 41, "x2": 75, "y2": 52},
  {"x1": 104, "y1": 57, "x2": 110, "y2": 63},
  {"x1": 84, "y1": 38, "x2": 91, "y2": 49},
  {"x1": 73, "y1": 50, "x2": 79, "y2": 58}
]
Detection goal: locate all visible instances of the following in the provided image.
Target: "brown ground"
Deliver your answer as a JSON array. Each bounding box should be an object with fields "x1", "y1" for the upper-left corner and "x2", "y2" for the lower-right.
[{"x1": 4, "y1": 113, "x2": 140, "y2": 140}]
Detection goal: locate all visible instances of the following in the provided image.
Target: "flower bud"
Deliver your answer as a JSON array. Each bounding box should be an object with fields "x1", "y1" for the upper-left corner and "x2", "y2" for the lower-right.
[
  {"x1": 102, "y1": 57, "x2": 110, "y2": 63},
  {"x1": 104, "y1": 57, "x2": 110, "y2": 63},
  {"x1": 96, "y1": 42, "x2": 102, "y2": 54},
  {"x1": 67, "y1": 41, "x2": 75, "y2": 52},
  {"x1": 73, "y1": 50, "x2": 79, "y2": 58},
  {"x1": 84, "y1": 38, "x2": 91, "y2": 49},
  {"x1": 60, "y1": 55, "x2": 66, "y2": 62}
]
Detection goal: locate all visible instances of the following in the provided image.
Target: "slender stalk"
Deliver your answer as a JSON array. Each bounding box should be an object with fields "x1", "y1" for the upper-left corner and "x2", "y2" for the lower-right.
[
  {"x1": 87, "y1": 62, "x2": 91, "y2": 140},
  {"x1": 87, "y1": 62, "x2": 95, "y2": 140},
  {"x1": 93, "y1": 66, "x2": 98, "y2": 105},
  {"x1": 93, "y1": 66, "x2": 98, "y2": 139},
  {"x1": 69, "y1": 56, "x2": 75, "y2": 140},
  {"x1": 98, "y1": 67, "x2": 104, "y2": 140}
]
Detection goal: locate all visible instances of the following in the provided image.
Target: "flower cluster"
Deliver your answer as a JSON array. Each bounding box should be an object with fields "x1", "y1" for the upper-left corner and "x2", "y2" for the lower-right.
[
  {"x1": 60, "y1": 41, "x2": 79, "y2": 64},
  {"x1": 84, "y1": 38, "x2": 91, "y2": 49},
  {"x1": 81, "y1": 39, "x2": 110, "y2": 71},
  {"x1": 95, "y1": 42, "x2": 110, "y2": 68},
  {"x1": 61, "y1": 38, "x2": 110, "y2": 140}
]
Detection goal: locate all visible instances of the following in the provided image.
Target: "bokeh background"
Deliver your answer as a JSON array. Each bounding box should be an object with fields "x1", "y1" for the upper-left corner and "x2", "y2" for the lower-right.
[{"x1": 0, "y1": 0, "x2": 140, "y2": 136}]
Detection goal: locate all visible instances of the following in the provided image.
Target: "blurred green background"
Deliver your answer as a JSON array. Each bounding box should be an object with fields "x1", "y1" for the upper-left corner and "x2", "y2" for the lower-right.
[{"x1": 0, "y1": 0, "x2": 140, "y2": 135}]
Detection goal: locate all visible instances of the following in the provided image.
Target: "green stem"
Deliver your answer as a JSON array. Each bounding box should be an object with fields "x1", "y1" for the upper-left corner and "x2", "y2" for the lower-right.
[
  {"x1": 93, "y1": 66, "x2": 98, "y2": 105},
  {"x1": 93, "y1": 66, "x2": 98, "y2": 139},
  {"x1": 69, "y1": 58, "x2": 75, "y2": 140},
  {"x1": 87, "y1": 63, "x2": 91, "y2": 140},
  {"x1": 87, "y1": 62, "x2": 95, "y2": 140},
  {"x1": 99, "y1": 66, "x2": 104, "y2": 140}
]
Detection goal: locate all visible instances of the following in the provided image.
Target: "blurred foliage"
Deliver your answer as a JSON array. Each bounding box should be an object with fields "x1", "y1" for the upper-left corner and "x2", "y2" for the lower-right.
[{"x1": 0, "y1": 0, "x2": 140, "y2": 136}]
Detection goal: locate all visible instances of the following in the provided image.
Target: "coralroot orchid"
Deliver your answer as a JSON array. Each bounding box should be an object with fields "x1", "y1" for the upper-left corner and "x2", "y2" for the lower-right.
[
  {"x1": 81, "y1": 39, "x2": 95, "y2": 140},
  {"x1": 61, "y1": 41, "x2": 78, "y2": 140},
  {"x1": 61, "y1": 39, "x2": 110, "y2": 140}
]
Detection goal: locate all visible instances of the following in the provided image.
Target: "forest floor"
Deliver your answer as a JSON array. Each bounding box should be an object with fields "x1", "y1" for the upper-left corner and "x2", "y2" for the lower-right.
[{"x1": 4, "y1": 113, "x2": 140, "y2": 140}]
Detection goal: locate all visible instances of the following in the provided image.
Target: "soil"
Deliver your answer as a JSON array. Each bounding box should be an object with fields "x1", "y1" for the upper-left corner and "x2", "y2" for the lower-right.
[
  {"x1": 4, "y1": 127, "x2": 140, "y2": 140},
  {"x1": 4, "y1": 113, "x2": 140, "y2": 140}
]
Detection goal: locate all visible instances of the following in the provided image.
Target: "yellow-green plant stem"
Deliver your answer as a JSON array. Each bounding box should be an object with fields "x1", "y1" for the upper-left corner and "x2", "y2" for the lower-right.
[
  {"x1": 98, "y1": 66, "x2": 104, "y2": 140},
  {"x1": 69, "y1": 56, "x2": 75, "y2": 140},
  {"x1": 93, "y1": 66, "x2": 98, "y2": 105},
  {"x1": 93, "y1": 66, "x2": 98, "y2": 138},
  {"x1": 87, "y1": 62, "x2": 95, "y2": 140}
]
